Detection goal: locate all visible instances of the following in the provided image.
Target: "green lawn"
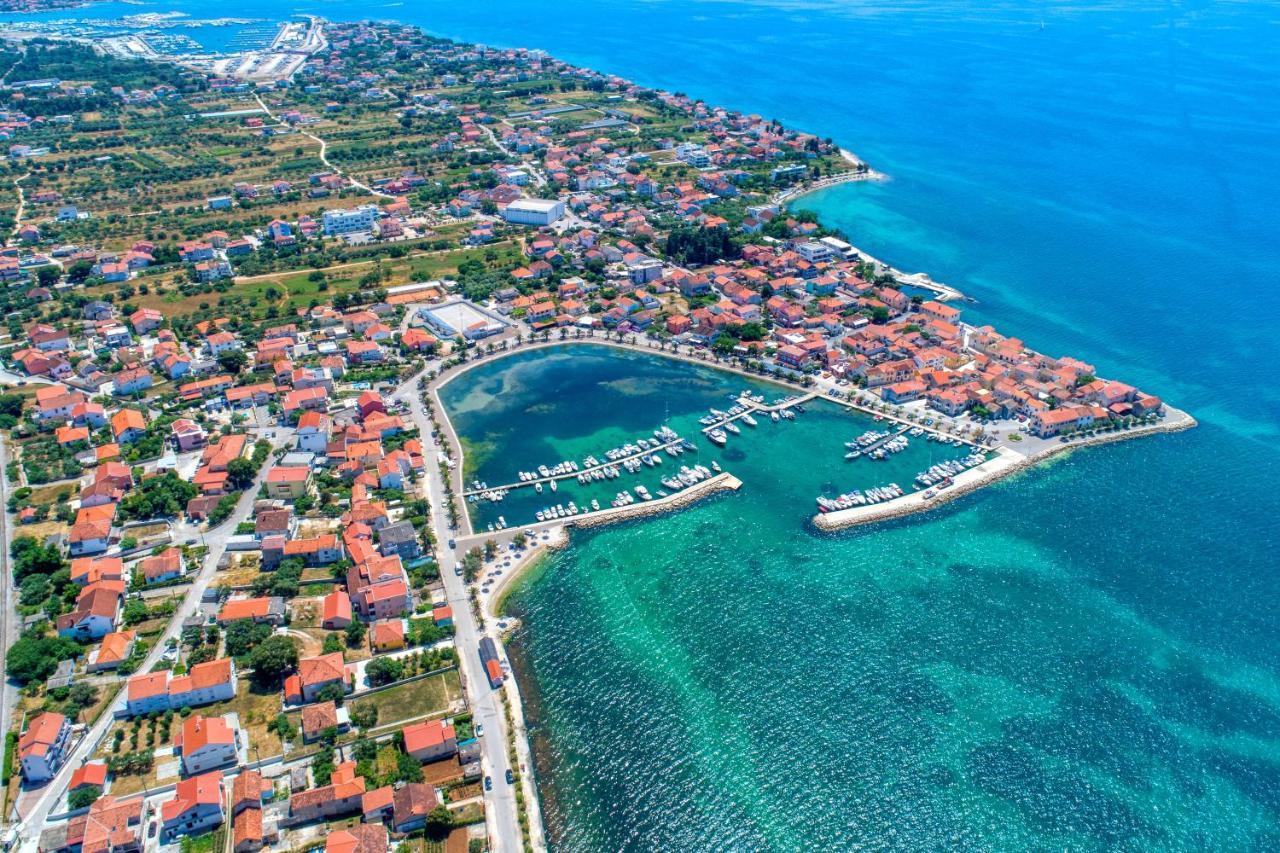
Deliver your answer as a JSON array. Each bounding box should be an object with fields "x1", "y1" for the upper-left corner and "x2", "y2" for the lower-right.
[{"x1": 354, "y1": 669, "x2": 461, "y2": 729}]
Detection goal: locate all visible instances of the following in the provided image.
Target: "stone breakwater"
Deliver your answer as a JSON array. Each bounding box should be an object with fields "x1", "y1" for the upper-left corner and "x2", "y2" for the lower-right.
[
  {"x1": 812, "y1": 411, "x2": 1197, "y2": 532},
  {"x1": 569, "y1": 473, "x2": 743, "y2": 529}
]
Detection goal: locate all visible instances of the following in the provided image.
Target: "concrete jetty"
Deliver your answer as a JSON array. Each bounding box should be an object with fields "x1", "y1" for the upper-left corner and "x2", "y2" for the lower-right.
[
  {"x1": 464, "y1": 471, "x2": 742, "y2": 542},
  {"x1": 846, "y1": 424, "x2": 912, "y2": 457},
  {"x1": 570, "y1": 472, "x2": 741, "y2": 529}
]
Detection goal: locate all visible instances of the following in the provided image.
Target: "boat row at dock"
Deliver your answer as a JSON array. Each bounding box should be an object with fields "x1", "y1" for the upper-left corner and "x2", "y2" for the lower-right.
[
  {"x1": 816, "y1": 483, "x2": 906, "y2": 512},
  {"x1": 703, "y1": 394, "x2": 803, "y2": 446},
  {"x1": 815, "y1": 449, "x2": 990, "y2": 513},
  {"x1": 844, "y1": 427, "x2": 910, "y2": 460},
  {"x1": 534, "y1": 499, "x2": 598, "y2": 522},
  {"x1": 913, "y1": 453, "x2": 988, "y2": 488},
  {"x1": 530, "y1": 462, "x2": 722, "y2": 520},
  {"x1": 659, "y1": 462, "x2": 718, "y2": 493},
  {"x1": 843, "y1": 425, "x2": 971, "y2": 461},
  {"x1": 468, "y1": 426, "x2": 690, "y2": 501}
]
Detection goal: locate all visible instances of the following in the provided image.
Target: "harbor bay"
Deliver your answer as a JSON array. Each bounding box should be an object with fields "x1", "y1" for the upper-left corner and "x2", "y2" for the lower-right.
[
  {"x1": 438, "y1": 345, "x2": 977, "y2": 534},
  {"x1": 445, "y1": 345, "x2": 1280, "y2": 851},
  {"x1": 1, "y1": 0, "x2": 1277, "y2": 848}
]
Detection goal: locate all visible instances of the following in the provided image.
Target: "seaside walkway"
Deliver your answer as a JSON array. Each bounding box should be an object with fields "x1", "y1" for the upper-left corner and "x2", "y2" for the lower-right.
[{"x1": 821, "y1": 392, "x2": 982, "y2": 449}]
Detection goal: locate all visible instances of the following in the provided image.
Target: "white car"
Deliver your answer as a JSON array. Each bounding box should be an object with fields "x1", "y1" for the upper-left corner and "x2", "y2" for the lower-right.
[{"x1": 476, "y1": 724, "x2": 484, "y2": 737}]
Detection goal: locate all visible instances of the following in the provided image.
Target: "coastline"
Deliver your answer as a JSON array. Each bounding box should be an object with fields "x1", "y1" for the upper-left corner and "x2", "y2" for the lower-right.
[
  {"x1": 431, "y1": 336, "x2": 1196, "y2": 540},
  {"x1": 811, "y1": 407, "x2": 1198, "y2": 532},
  {"x1": 778, "y1": 159, "x2": 967, "y2": 303},
  {"x1": 477, "y1": 473, "x2": 743, "y2": 623}
]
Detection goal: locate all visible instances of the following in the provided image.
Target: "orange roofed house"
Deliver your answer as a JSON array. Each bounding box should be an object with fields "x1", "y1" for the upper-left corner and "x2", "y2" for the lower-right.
[
  {"x1": 139, "y1": 547, "x2": 185, "y2": 584},
  {"x1": 216, "y1": 596, "x2": 286, "y2": 626},
  {"x1": 161, "y1": 771, "x2": 224, "y2": 841},
  {"x1": 19, "y1": 711, "x2": 70, "y2": 783},
  {"x1": 110, "y1": 408, "x2": 147, "y2": 444},
  {"x1": 68, "y1": 761, "x2": 108, "y2": 794},
  {"x1": 87, "y1": 630, "x2": 136, "y2": 672},
  {"x1": 125, "y1": 658, "x2": 236, "y2": 716},
  {"x1": 402, "y1": 718, "x2": 457, "y2": 764},
  {"x1": 321, "y1": 587, "x2": 352, "y2": 629},
  {"x1": 301, "y1": 700, "x2": 350, "y2": 743},
  {"x1": 290, "y1": 760, "x2": 365, "y2": 824},
  {"x1": 284, "y1": 652, "x2": 351, "y2": 705},
  {"x1": 265, "y1": 465, "x2": 311, "y2": 500},
  {"x1": 232, "y1": 769, "x2": 275, "y2": 853},
  {"x1": 56, "y1": 582, "x2": 121, "y2": 640},
  {"x1": 325, "y1": 824, "x2": 386, "y2": 853},
  {"x1": 176, "y1": 713, "x2": 240, "y2": 775},
  {"x1": 41, "y1": 795, "x2": 145, "y2": 853}
]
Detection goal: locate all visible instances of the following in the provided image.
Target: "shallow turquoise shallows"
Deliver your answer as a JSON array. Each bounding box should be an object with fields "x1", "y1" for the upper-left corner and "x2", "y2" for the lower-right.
[
  {"x1": 9, "y1": 0, "x2": 1279, "y2": 847},
  {"x1": 445, "y1": 346, "x2": 1279, "y2": 851}
]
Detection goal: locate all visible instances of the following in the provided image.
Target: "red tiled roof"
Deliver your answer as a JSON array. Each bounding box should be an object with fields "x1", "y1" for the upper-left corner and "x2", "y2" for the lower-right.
[
  {"x1": 19, "y1": 712, "x2": 65, "y2": 760},
  {"x1": 161, "y1": 771, "x2": 223, "y2": 823}
]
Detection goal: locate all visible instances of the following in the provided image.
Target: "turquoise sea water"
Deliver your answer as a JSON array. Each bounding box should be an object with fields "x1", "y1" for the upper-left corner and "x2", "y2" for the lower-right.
[
  {"x1": 8, "y1": 0, "x2": 1280, "y2": 847},
  {"x1": 440, "y1": 345, "x2": 971, "y2": 532},
  {"x1": 451, "y1": 346, "x2": 1279, "y2": 850}
]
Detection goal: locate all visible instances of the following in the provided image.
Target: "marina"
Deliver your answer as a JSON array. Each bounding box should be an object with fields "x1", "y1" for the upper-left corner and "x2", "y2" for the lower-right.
[
  {"x1": 843, "y1": 425, "x2": 911, "y2": 460},
  {"x1": 442, "y1": 346, "x2": 983, "y2": 532},
  {"x1": 697, "y1": 391, "x2": 815, "y2": 442}
]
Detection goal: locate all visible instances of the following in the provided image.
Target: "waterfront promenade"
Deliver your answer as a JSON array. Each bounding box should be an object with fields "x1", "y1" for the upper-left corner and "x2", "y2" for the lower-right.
[{"x1": 774, "y1": 166, "x2": 967, "y2": 303}]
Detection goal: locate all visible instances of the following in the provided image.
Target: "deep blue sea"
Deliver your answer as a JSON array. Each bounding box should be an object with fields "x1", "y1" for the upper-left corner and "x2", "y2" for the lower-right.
[{"x1": 8, "y1": 0, "x2": 1280, "y2": 847}]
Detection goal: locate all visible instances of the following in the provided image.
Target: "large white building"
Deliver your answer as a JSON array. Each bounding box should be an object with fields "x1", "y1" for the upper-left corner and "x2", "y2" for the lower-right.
[
  {"x1": 322, "y1": 204, "x2": 379, "y2": 236},
  {"x1": 501, "y1": 198, "x2": 565, "y2": 226},
  {"x1": 797, "y1": 241, "x2": 836, "y2": 264},
  {"x1": 675, "y1": 143, "x2": 711, "y2": 168}
]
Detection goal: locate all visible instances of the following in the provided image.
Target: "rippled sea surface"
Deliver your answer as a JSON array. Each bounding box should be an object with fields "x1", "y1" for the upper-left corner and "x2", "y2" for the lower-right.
[
  {"x1": 9, "y1": 0, "x2": 1279, "y2": 846},
  {"x1": 452, "y1": 347, "x2": 1280, "y2": 851}
]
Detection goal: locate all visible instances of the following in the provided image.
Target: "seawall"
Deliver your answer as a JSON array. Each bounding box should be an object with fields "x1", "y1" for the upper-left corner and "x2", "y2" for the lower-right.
[{"x1": 812, "y1": 409, "x2": 1197, "y2": 532}]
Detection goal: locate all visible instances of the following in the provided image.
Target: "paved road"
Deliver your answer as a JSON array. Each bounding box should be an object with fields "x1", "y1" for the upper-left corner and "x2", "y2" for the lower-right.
[
  {"x1": 395, "y1": 379, "x2": 527, "y2": 853},
  {"x1": 15, "y1": 429, "x2": 293, "y2": 849},
  {"x1": 0, "y1": 438, "x2": 21, "y2": 823}
]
